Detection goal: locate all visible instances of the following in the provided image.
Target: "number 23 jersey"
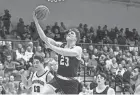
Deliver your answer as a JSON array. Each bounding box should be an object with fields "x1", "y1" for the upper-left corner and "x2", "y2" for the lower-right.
[
  {"x1": 32, "y1": 70, "x2": 49, "y2": 94},
  {"x1": 57, "y1": 44, "x2": 81, "y2": 77}
]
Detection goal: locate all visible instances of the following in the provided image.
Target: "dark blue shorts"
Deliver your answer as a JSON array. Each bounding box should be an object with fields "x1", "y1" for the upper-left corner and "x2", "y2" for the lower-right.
[{"x1": 48, "y1": 75, "x2": 79, "y2": 94}]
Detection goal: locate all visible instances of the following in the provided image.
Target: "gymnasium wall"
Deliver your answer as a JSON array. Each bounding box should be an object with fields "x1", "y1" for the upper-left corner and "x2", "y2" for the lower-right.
[{"x1": 0, "y1": 0, "x2": 140, "y2": 31}]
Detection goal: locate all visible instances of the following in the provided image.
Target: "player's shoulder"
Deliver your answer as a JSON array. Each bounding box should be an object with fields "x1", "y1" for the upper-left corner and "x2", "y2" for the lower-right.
[
  {"x1": 73, "y1": 46, "x2": 82, "y2": 51},
  {"x1": 107, "y1": 87, "x2": 115, "y2": 95}
]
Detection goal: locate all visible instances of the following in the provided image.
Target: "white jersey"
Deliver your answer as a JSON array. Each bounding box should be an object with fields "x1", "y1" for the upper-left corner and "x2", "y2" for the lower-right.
[{"x1": 31, "y1": 70, "x2": 49, "y2": 94}]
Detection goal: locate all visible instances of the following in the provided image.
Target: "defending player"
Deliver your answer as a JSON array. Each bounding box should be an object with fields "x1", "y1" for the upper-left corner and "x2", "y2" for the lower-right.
[{"x1": 20, "y1": 56, "x2": 54, "y2": 94}]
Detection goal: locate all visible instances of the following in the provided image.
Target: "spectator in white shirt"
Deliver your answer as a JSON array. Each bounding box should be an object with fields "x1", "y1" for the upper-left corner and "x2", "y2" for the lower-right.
[
  {"x1": 24, "y1": 46, "x2": 33, "y2": 62},
  {"x1": 116, "y1": 64, "x2": 126, "y2": 76}
]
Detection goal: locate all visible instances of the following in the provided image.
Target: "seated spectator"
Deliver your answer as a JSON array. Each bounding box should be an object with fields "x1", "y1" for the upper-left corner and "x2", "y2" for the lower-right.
[
  {"x1": 116, "y1": 64, "x2": 126, "y2": 76},
  {"x1": 4, "y1": 55, "x2": 16, "y2": 75},
  {"x1": 8, "y1": 75, "x2": 17, "y2": 94},
  {"x1": 35, "y1": 46, "x2": 45, "y2": 58},
  {"x1": 87, "y1": 55, "x2": 97, "y2": 75},
  {"x1": 110, "y1": 57, "x2": 118, "y2": 74},
  {"x1": 2, "y1": 74, "x2": 9, "y2": 93},
  {"x1": 114, "y1": 46, "x2": 120, "y2": 56},
  {"x1": 82, "y1": 48, "x2": 89, "y2": 65},
  {"x1": 115, "y1": 71, "x2": 123, "y2": 86},
  {"x1": 17, "y1": 82, "x2": 27, "y2": 94},
  {"x1": 45, "y1": 27, "x2": 55, "y2": 39},
  {"x1": 0, "y1": 63, "x2": 4, "y2": 77},
  {"x1": 0, "y1": 77, "x2": 3, "y2": 85},
  {"x1": 92, "y1": 48, "x2": 99, "y2": 60},
  {"x1": 0, "y1": 85, "x2": 6, "y2": 94},
  {"x1": 87, "y1": 45, "x2": 94, "y2": 59},
  {"x1": 105, "y1": 55, "x2": 113, "y2": 71},
  {"x1": 16, "y1": 48, "x2": 25, "y2": 61},
  {"x1": 123, "y1": 67, "x2": 132, "y2": 84},
  {"x1": 24, "y1": 46, "x2": 33, "y2": 62},
  {"x1": 79, "y1": 85, "x2": 88, "y2": 95},
  {"x1": 90, "y1": 76, "x2": 97, "y2": 90}
]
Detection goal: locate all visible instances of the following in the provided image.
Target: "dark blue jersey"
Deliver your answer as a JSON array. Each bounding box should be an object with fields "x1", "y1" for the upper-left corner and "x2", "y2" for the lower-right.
[{"x1": 57, "y1": 44, "x2": 80, "y2": 77}]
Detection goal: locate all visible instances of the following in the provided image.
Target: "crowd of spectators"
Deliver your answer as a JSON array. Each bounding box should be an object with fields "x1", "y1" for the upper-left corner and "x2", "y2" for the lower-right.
[{"x1": 0, "y1": 9, "x2": 139, "y2": 95}]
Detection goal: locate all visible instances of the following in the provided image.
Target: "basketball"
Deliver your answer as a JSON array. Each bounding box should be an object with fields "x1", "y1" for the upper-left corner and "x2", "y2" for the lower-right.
[{"x1": 35, "y1": 5, "x2": 50, "y2": 20}]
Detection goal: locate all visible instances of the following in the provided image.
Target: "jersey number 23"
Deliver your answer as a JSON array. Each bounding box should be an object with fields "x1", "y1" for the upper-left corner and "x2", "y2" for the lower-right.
[{"x1": 60, "y1": 56, "x2": 69, "y2": 67}]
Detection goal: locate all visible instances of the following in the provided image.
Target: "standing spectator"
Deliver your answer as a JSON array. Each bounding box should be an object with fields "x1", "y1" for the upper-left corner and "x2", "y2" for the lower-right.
[
  {"x1": 108, "y1": 29, "x2": 116, "y2": 41},
  {"x1": 51, "y1": 22, "x2": 60, "y2": 33},
  {"x1": 96, "y1": 26, "x2": 102, "y2": 42},
  {"x1": 0, "y1": 17, "x2": 6, "y2": 39},
  {"x1": 83, "y1": 24, "x2": 89, "y2": 37},
  {"x1": 77, "y1": 23, "x2": 84, "y2": 39},
  {"x1": 2, "y1": 9, "x2": 11, "y2": 34},
  {"x1": 17, "y1": 18, "x2": 25, "y2": 40},
  {"x1": 29, "y1": 22, "x2": 37, "y2": 40},
  {"x1": 132, "y1": 29, "x2": 139, "y2": 41},
  {"x1": 125, "y1": 28, "x2": 131, "y2": 40},
  {"x1": 60, "y1": 22, "x2": 66, "y2": 41},
  {"x1": 54, "y1": 28, "x2": 61, "y2": 41}
]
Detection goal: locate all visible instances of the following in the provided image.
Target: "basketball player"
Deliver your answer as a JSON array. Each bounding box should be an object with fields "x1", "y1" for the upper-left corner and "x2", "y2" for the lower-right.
[
  {"x1": 130, "y1": 65, "x2": 140, "y2": 95},
  {"x1": 33, "y1": 11, "x2": 82, "y2": 94},
  {"x1": 92, "y1": 73, "x2": 115, "y2": 95},
  {"x1": 20, "y1": 56, "x2": 54, "y2": 94}
]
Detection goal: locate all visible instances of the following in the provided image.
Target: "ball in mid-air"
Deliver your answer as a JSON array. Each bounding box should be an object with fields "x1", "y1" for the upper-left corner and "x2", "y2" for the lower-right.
[{"x1": 35, "y1": 5, "x2": 50, "y2": 20}]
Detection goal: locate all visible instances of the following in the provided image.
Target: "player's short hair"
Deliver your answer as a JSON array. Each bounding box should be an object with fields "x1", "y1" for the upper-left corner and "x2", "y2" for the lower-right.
[
  {"x1": 97, "y1": 72, "x2": 107, "y2": 80},
  {"x1": 33, "y1": 56, "x2": 44, "y2": 63},
  {"x1": 67, "y1": 28, "x2": 80, "y2": 43}
]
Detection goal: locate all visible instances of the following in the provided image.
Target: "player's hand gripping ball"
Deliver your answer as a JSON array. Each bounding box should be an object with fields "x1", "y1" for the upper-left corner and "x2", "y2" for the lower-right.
[{"x1": 35, "y1": 5, "x2": 50, "y2": 20}]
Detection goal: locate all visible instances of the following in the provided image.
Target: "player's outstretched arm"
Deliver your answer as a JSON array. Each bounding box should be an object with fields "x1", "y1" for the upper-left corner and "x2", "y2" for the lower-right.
[
  {"x1": 20, "y1": 70, "x2": 33, "y2": 88},
  {"x1": 33, "y1": 11, "x2": 62, "y2": 47}
]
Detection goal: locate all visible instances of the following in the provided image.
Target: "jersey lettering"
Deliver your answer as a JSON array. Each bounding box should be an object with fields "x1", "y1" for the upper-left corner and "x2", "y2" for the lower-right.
[
  {"x1": 34, "y1": 86, "x2": 40, "y2": 92},
  {"x1": 32, "y1": 80, "x2": 45, "y2": 86},
  {"x1": 60, "y1": 56, "x2": 69, "y2": 67}
]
